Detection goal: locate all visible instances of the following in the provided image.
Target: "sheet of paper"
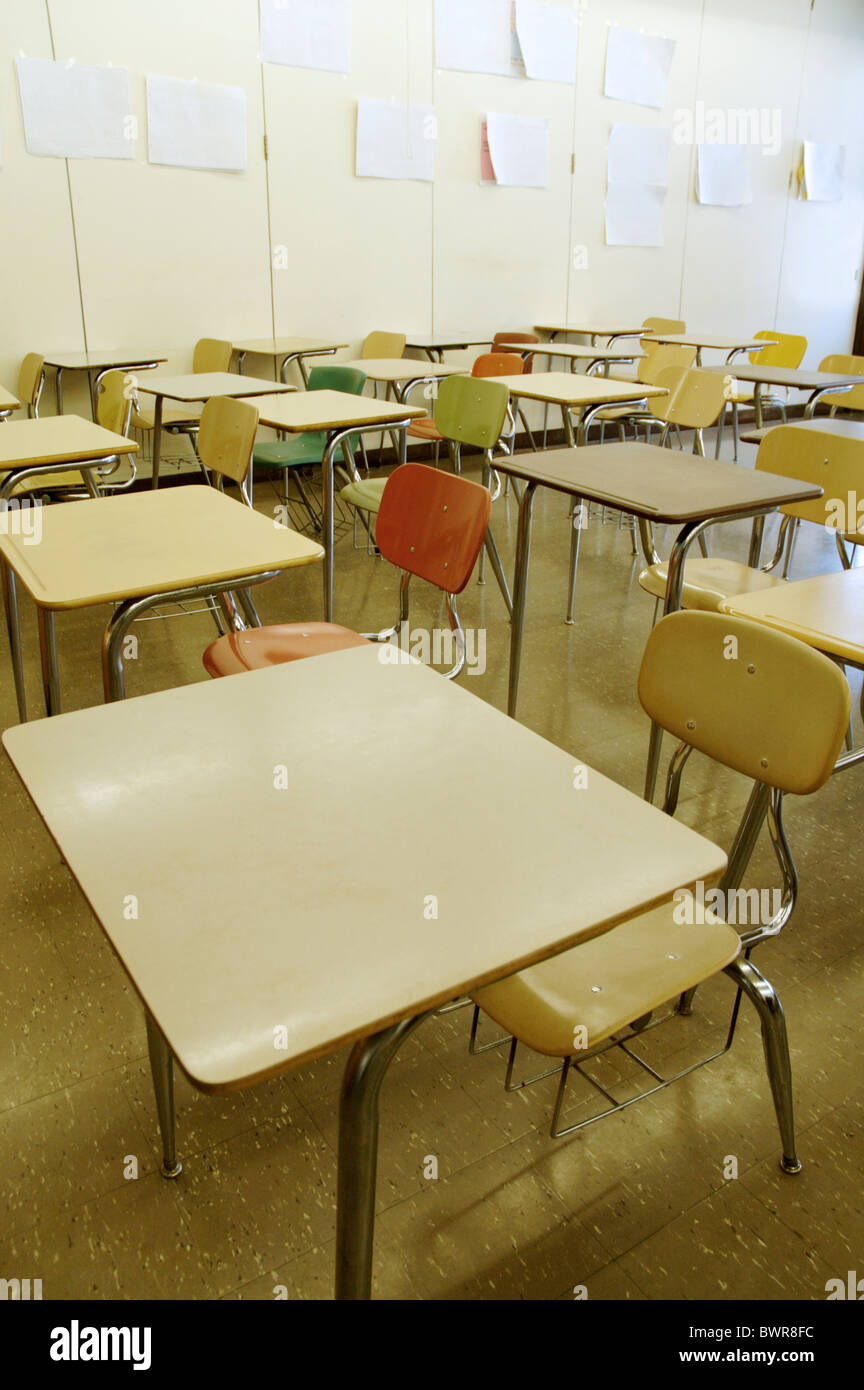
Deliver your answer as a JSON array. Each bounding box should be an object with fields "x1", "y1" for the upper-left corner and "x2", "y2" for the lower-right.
[
  {"x1": 608, "y1": 122, "x2": 670, "y2": 186},
  {"x1": 696, "y1": 143, "x2": 751, "y2": 206},
  {"x1": 604, "y1": 26, "x2": 675, "y2": 110},
  {"x1": 480, "y1": 120, "x2": 496, "y2": 182},
  {"x1": 147, "y1": 75, "x2": 247, "y2": 172},
  {"x1": 803, "y1": 140, "x2": 844, "y2": 202},
  {"x1": 515, "y1": 0, "x2": 579, "y2": 84},
  {"x1": 15, "y1": 56, "x2": 134, "y2": 159},
  {"x1": 605, "y1": 181, "x2": 665, "y2": 246},
  {"x1": 486, "y1": 111, "x2": 548, "y2": 188},
  {"x1": 435, "y1": 0, "x2": 512, "y2": 76},
  {"x1": 260, "y1": 0, "x2": 351, "y2": 74},
  {"x1": 356, "y1": 99, "x2": 435, "y2": 182}
]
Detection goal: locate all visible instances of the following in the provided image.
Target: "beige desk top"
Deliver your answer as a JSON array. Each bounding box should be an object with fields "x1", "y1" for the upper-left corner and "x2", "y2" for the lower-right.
[
  {"x1": 534, "y1": 322, "x2": 644, "y2": 338},
  {"x1": 721, "y1": 568, "x2": 864, "y2": 667},
  {"x1": 0, "y1": 388, "x2": 23, "y2": 412},
  {"x1": 499, "y1": 343, "x2": 645, "y2": 362},
  {"x1": 488, "y1": 371, "x2": 666, "y2": 407},
  {"x1": 703, "y1": 365, "x2": 864, "y2": 391},
  {"x1": 44, "y1": 351, "x2": 167, "y2": 370},
  {"x1": 337, "y1": 359, "x2": 464, "y2": 383},
  {"x1": 2, "y1": 645, "x2": 726, "y2": 1090},
  {"x1": 254, "y1": 389, "x2": 426, "y2": 432},
  {"x1": 137, "y1": 373, "x2": 296, "y2": 403},
  {"x1": 0, "y1": 415, "x2": 138, "y2": 471},
  {"x1": 233, "y1": 337, "x2": 349, "y2": 356},
  {"x1": 642, "y1": 334, "x2": 774, "y2": 353},
  {"x1": 405, "y1": 334, "x2": 492, "y2": 350},
  {"x1": 494, "y1": 442, "x2": 822, "y2": 521},
  {"x1": 0, "y1": 484, "x2": 322, "y2": 610},
  {"x1": 740, "y1": 419, "x2": 864, "y2": 446}
]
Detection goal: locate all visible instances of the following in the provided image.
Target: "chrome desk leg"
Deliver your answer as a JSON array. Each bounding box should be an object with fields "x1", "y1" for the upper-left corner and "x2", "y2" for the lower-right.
[
  {"x1": 482, "y1": 528, "x2": 513, "y2": 616},
  {"x1": 2, "y1": 559, "x2": 27, "y2": 723},
  {"x1": 150, "y1": 396, "x2": 164, "y2": 489},
  {"x1": 565, "y1": 496, "x2": 583, "y2": 626},
  {"x1": 145, "y1": 1012, "x2": 182, "y2": 1179},
  {"x1": 336, "y1": 1013, "x2": 428, "y2": 1300},
  {"x1": 507, "y1": 481, "x2": 538, "y2": 718},
  {"x1": 724, "y1": 956, "x2": 801, "y2": 1174},
  {"x1": 55, "y1": 367, "x2": 65, "y2": 415},
  {"x1": 37, "y1": 607, "x2": 61, "y2": 716}
]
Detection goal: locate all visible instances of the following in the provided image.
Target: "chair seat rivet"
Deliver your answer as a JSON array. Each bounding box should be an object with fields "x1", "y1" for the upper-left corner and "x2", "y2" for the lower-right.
[
  {"x1": 686, "y1": 719, "x2": 696, "y2": 730},
  {"x1": 667, "y1": 953, "x2": 680, "y2": 960},
  {"x1": 409, "y1": 545, "x2": 415, "y2": 552},
  {"x1": 747, "y1": 664, "x2": 756, "y2": 674},
  {"x1": 591, "y1": 984, "x2": 603, "y2": 993},
  {"x1": 761, "y1": 757, "x2": 769, "y2": 768}
]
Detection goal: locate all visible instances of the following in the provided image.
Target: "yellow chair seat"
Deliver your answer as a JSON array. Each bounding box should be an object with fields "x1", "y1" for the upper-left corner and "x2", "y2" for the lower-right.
[
  {"x1": 639, "y1": 558, "x2": 788, "y2": 611},
  {"x1": 132, "y1": 404, "x2": 202, "y2": 431},
  {"x1": 473, "y1": 902, "x2": 740, "y2": 1058},
  {"x1": 339, "y1": 477, "x2": 387, "y2": 514},
  {"x1": 593, "y1": 403, "x2": 653, "y2": 422}
]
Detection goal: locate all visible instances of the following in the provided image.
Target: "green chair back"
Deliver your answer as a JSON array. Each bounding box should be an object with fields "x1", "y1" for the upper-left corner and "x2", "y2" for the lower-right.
[
  {"x1": 433, "y1": 376, "x2": 509, "y2": 451},
  {"x1": 306, "y1": 365, "x2": 367, "y2": 395}
]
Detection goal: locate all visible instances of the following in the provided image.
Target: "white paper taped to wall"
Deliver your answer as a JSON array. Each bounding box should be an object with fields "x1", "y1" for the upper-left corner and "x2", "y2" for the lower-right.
[
  {"x1": 260, "y1": 0, "x2": 351, "y2": 74},
  {"x1": 356, "y1": 99, "x2": 435, "y2": 182},
  {"x1": 147, "y1": 75, "x2": 247, "y2": 173},
  {"x1": 696, "y1": 144, "x2": 752, "y2": 206},
  {"x1": 514, "y1": 0, "x2": 579, "y2": 84},
  {"x1": 605, "y1": 181, "x2": 665, "y2": 246},
  {"x1": 435, "y1": 0, "x2": 512, "y2": 77},
  {"x1": 604, "y1": 26, "x2": 675, "y2": 110},
  {"x1": 486, "y1": 111, "x2": 549, "y2": 188},
  {"x1": 608, "y1": 123, "x2": 670, "y2": 186},
  {"x1": 16, "y1": 56, "x2": 134, "y2": 159},
  {"x1": 802, "y1": 141, "x2": 844, "y2": 202}
]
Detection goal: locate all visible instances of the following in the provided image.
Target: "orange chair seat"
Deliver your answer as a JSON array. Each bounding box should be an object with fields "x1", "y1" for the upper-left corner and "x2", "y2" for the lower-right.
[
  {"x1": 406, "y1": 417, "x2": 444, "y2": 441},
  {"x1": 203, "y1": 622, "x2": 371, "y2": 677}
]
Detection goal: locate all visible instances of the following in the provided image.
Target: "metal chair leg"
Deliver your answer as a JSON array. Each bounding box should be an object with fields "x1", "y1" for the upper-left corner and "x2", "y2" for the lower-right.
[{"x1": 724, "y1": 955, "x2": 801, "y2": 1174}]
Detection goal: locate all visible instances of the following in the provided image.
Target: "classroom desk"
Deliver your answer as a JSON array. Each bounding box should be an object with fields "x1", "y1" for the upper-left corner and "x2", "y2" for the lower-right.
[
  {"x1": 136, "y1": 373, "x2": 295, "y2": 489},
  {"x1": 252, "y1": 390, "x2": 426, "y2": 621},
  {"x1": 0, "y1": 485, "x2": 322, "y2": 720},
  {"x1": 0, "y1": 414, "x2": 137, "y2": 508},
  {"x1": 492, "y1": 443, "x2": 822, "y2": 730},
  {"x1": 739, "y1": 418, "x2": 864, "y2": 446},
  {"x1": 404, "y1": 334, "x2": 492, "y2": 362},
  {"x1": 44, "y1": 350, "x2": 167, "y2": 416},
  {"x1": 534, "y1": 322, "x2": 645, "y2": 346},
  {"x1": 232, "y1": 337, "x2": 349, "y2": 385},
  {"x1": 721, "y1": 568, "x2": 864, "y2": 772},
  {"x1": 641, "y1": 333, "x2": 775, "y2": 366},
  {"x1": 487, "y1": 371, "x2": 667, "y2": 446},
  {"x1": 2, "y1": 644, "x2": 726, "y2": 1299},
  {"x1": 0, "y1": 388, "x2": 22, "y2": 421},
  {"x1": 336, "y1": 358, "x2": 464, "y2": 408},
  {"x1": 497, "y1": 341, "x2": 645, "y2": 377},
  {"x1": 702, "y1": 364, "x2": 864, "y2": 427}
]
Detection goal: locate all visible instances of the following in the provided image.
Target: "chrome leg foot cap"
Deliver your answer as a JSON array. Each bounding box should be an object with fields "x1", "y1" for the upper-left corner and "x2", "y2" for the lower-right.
[
  {"x1": 564, "y1": 618, "x2": 575, "y2": 626},
  {"x1": 780, "y1": 1156, "x2": 802, "y2": 1175},
  {"x1": 161, "y1": 1160, "x2": 183, "y2": 1179}
]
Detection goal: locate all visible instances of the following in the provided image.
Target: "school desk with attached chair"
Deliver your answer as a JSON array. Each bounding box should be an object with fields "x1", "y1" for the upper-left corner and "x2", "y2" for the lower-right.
[{"x1": 43, "y1": 349, "x2": 167, "y2": 416}]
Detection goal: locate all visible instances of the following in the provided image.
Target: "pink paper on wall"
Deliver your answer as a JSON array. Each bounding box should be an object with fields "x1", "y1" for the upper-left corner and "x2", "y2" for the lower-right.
[{"x1": 481, "y1": 120, "x2": 496, "y2": 183}]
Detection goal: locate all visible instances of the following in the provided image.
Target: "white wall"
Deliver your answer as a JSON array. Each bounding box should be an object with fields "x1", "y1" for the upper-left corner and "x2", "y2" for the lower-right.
[{"x1": 1, "y1": 0, "x2": 862, "y2": 400}]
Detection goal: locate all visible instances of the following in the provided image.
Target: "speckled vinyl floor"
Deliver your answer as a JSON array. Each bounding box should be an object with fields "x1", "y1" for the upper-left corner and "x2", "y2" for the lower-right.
[{"x1": 1, "y1": 427, "x2": 862, "y2": 1301}]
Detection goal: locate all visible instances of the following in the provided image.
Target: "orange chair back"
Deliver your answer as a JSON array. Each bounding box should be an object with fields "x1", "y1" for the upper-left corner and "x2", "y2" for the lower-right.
[
  {"x1": 492, "y1": 332, "x2": 538, "y2": 373},
  {"x1": 473, "y1": 352, "x2": 524, "y2": 378},
  {"x1": 375, "y1": 463, "x2": 491, "y2": 596}
]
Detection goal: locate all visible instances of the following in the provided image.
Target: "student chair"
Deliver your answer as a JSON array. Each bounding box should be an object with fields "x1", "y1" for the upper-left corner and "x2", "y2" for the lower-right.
[
  {"x1": 607, "y1": 317, "x2": 687, "y2": 384},
  {"x1": 492, "y1": 332, "x2": 542, "y2": 448},
  {"x1": 817, "y1": 353, "x2": 864, "y2": 417},
  {"x1": 596, "y1": 344, "x2": 697, "y2": 440},
  {"x1": 251, "y1": 364, "x2": 367, "y2": 528},
  {"x1": 638, "y1": 425, "x2": 864, "y2": 615},
  {"x1": 406, "y1": 352, "x2": 523, "y2": 463},
  {"x1": 13, "y1": 369, "x2": 136, "y2": 500},
  {"x1": 3, "y1": 353, "x2": 46, "y2": 420},
  {"x1": 724, "y1": 331, "x2": 807, "y2": 458},
  {"x1": 202, "y1": 462, "x2": 491, "y2": 681},
  {"x1": 471, "y1": 609, "x2": 850, "y2": 1173}
]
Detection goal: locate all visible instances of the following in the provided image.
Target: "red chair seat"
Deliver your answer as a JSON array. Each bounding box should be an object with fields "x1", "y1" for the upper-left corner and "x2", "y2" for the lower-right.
[
  {"x1": 203, "y1": 622, "x2": 371, "y2": 677},
  {"x1": 406, "y1": 417, "x2": 444, "y2": 441}
]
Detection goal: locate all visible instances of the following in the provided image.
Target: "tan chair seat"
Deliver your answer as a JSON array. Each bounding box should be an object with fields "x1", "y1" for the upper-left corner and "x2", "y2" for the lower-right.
[
  {"x1": 639, "y1": 558, "x2": 788, "y2": 612},
  {"x1": 593, "y1": 403, "x2": 652, "y2": 422},
  {"x1": 605, "y1": 365, "x2": 639, "y2": 383},
  {"x1": 473, "y1": 902, "x2": 740, "y2": 1057},
  {"x1": 133, "y1": 404, "x2": 202, "y2": 431},
  {"x1": 340, "y1": 477, "x2": 387, "y2": 514}
]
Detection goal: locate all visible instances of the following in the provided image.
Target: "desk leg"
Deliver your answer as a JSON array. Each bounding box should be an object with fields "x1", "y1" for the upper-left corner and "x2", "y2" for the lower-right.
[
  {"x1": 507, "y1": 481, "x2": 538, "y2": 719},
  {"x1": 37, "y1": 608, "x2": 61, "y2": 716},
  {"x1": 55, "y1": 368, "x2": 64, "y2": 415},
  {"x1": 565, "y1": 498, "x2": 583, "y2": 626},
  {"x1": 336, "y1": 1013, "x2": 428, "y2": 1301},
  {"x1": 151, "y1": 396, "x2": 164, "y2": 489},
  {"x1": 145, "y1": 1012, "x2": 182, "y2": 1179},
  {"x1": 754, "y1": 384, "x2": 764, "y2": 430},
  {"x1": 1, "y1": 558, "x2": 27, "y2": 723}
]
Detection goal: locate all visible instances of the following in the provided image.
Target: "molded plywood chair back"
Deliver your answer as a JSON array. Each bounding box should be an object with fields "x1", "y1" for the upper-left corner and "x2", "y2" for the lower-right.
[
  {"x1": 639, "y1": 343, "x2": 696, "y2": 385},
  {"x1": 361, "y1": 331, "x2": 406, "y2": 360},
  {"x1": 375, "y1": 462, "x2": 491, "y2": 595},
  {"x1": 305, "y1": 365, "x2": 367, "y2": 396},
  {"x1": 198, "y1": 396, "x2": 259, "y2": 492},
  {"x1": 648, "y1": 365, "x2": 727, "y2": 429},
  {"x1": 472, "y1": 352, "x2": 524, "y2": 379},
  {"x1": 818, "y1": 353, "x2": 864, "y2": 412},
  {"x1": 749, "y1": 330, "x2": 806, "y2": 370},
  {"x1": 96, "y1": 371, "x2": 134, "y2": 437},
  {"x1": 434, "y1": 376, "x2": 509, "y2": 450},
  {"x1": 18, "y1": 353, "x2": 45, "y2": 417},
  {"x1": 193, "y1": 338, "x2": 233, "y2": 373},
  {"x1": 492, "y1": 332, "x2": 538, "y2": 373}
]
